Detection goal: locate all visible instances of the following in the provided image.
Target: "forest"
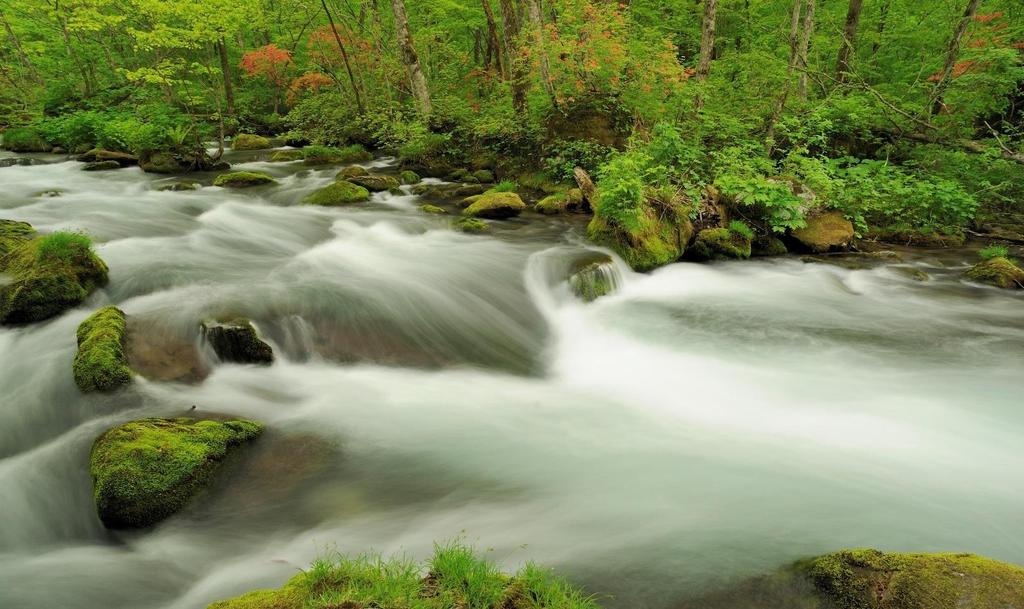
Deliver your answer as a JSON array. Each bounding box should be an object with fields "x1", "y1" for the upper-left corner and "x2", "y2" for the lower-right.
[{"x1": 2, "y1": 1, "x2": 1024, "y2": 609}]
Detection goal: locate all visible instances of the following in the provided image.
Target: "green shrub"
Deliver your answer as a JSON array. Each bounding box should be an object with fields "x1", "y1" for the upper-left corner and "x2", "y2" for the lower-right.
[
  {"x1": 2, "y1": 127, "x2": 50, "y2": 152},
  {"x1": 595, "y1": 151, "x2": 653, "y2": 232},
  {"x1": 728, "y1": 219, "x2": 755, "y2": 240},
  {"x1": 490, "y1": 180, "x2": 517, "y2": 193},
  {"x1": 543, "y1": 139, "x2": 614, "y2": 183},
  {"x1": 715, "y1": 173, "x2": 806, "y2": 234},
  {"x1": 979, "y1": 245, "x2": 1010, "y2": 261}
]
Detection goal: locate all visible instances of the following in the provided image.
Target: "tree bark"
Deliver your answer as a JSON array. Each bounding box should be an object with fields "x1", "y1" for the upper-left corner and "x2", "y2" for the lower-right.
[
  {"x1": 929, "y1": 0, "x2": 982, "y2": 117},
  {"x1": 796, "y1": 0, "x2": 816, "y2": 99},
  {"x1": 320, "y1": 0, "x2": 365, "y2": 113},
  {"x1": 765, "y1": 0, "x2": 804, "y2": 152},
  {"x1": 217, "y1": 38, "x2": 236, "y2": 117},
  {"x1": 498, "y1": 0, "x2": 527, "y2": 112},
  {"x1": 835, "y1": 0, "x2": 864, "y2": 83},
  {"x1": 693, "y1": 0, "x2": 719, "y2": 110},
  {"x1": 481, "y1": 0, "x2": 505, "y2": 78},
  {"x1": 390, "y1": 0, "x2": 432, "y2": 115},
  {"x1": 526, "y1": 0, "x2": 557, "y2": 109}
]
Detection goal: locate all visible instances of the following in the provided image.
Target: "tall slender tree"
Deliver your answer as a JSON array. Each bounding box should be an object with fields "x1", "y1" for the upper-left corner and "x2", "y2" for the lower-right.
[
  {"x1": 835, "y1": 0, "x2": 864, "y2": 83},
  {"x1": 797, "y1": 0, "x2": 816, "y2": 98},
  {"x1": 693, "y1": 0, "x2": 719, "y2": 110},
  {"x1": 498, "y1": 0, "x2": 527, "y2": 111},
  {"x1": 929, "y1": 0, "x2": 983, "y2": 117}
]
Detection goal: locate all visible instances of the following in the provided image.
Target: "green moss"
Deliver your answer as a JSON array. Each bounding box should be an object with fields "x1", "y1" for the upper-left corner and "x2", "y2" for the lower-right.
[
  {"x1": 213, "y1": 172, "x2": 277, "y2": 188},
  {"x1": 570, "y1": 260, "x2": 618, "y2": 302},
  {"x1": 207, "y1": 542, "x2": 598, "y2": 609},
  {"x1": 455, "y1": 218, "x2": 489, "y2": 234},
  {"x1": 400, "y1": 170, "x2": 421, "y2": 184},
  {"x1": 801, "y1": 549, "x2": 1024, "y2": 609},
  {"x1": 0, "y1": 219, "x2": 36, "y2": 258},
  {"x1": 692, "y1": 228, "x2": 752, "y2": 261},
  {"x1": 0, "y1": 233, "x2": 109, "y2": 324},
  {"x1": 791, "y1": 211, "x2": 854, "y2": 253},
  {"x1": 420, "y1": 204, "x2": 447, "y2": 214},
  {"x1": 472, "y1": 169, "x2": 495, "y2": 183},
  {"x1": 337, "y1": 165, "x2": 369, "y2": 179},
  {"x1": 462, "y1": 192, "x2": 526, "y2": 219},
  {"x1": 74, "y1": 306, "x2": 132, "y2": 392},
  {"x1": 586, "y1": 203, "x2": 693, "y2": 272},
  {"x1": 965, "y1": 257, "x2": 1024, "y2": 289},
  {"x1": 302, "y1": 144, "x2": 372, "y2": 165},
  {"x1": 753, "y1": 236, "x2": 789, "y2": 257},
  {"x1": 303, "y1": 181, "x2": 370, "y2": 206},
  {"x1": 536, "y1": 193, "x2": 570, "y2": 215},
  {"x1": 90, "y1": 418, "x2": 264, "y2": 528},
  {"x1": 232, "y1": 134, "x2": 272, "y2": 150},
  {"x1": 269, "y1": 149, "x2": 304, "y2": 162},
  {"x1": 346, "y1": 174, "x2": 400, "y2": 192}
]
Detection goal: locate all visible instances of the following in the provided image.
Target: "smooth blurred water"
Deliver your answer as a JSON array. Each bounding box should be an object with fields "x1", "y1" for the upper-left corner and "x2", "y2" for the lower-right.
[{"x1": 1, "y1": 149, "x2": 1022, "y2": 609}]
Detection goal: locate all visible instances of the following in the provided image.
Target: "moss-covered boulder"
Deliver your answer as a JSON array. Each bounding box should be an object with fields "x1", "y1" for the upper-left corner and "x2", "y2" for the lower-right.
[
  {"x1": 90, "y1": 418, "x2": 264, "y2": 528},
  {"x1": 965, "y1": 257, "x2": 1024, "y2": 289},
  {"x1": 791, "y1": 211, "x2": 854, "y2": 253},
  {"x1": 420, "y1": 204, "x2": 447, "y2": 214},
  {"x1": 801, "y1": 549, "x2": 1024, "y2": 609},
  {"x1": 691, "y1": 228, "x2": 753, "y2": 261},
  {"x1": 454, "y1": 183, "x2": 486, "y2": 198},
  {"x1": 232, "y1": 134, "x2": 272, "y2": 150},
  {"x1": 587, "y1": 199, "x2": 693, "y2": 272},
  {"x1": 78, "y1": 149, "x2": 138, "y2": 166},
  {"x1": 156, "y1": 180, "x2": 201, "y2": 192},
  {"x1": 302, "y1": 145, "x2": 372, "y2": 165},
  {"x1": 0, "y1": 231, "x2": 109, "y2": 325},
  {"x1": 140, "y1": 151, "x2": 186, "y2": 174},
  {"x1": 337, "y1": 165, "x2": 369, "y2": 179},
  {"x1": 303, "y1": 181, "x2": 370, "y2": 206},
  {"x1": 213, "y1": 172, "x2": 277, "y2": 188},
  {"x1": 201, "y1": 319, "x2": 274, "y2": 364},
  {"x1": 455, "y1": 217, "x2": 489, "y2": 234},
  {"x1": 346, "y1": 174, "x2": 400, "y2": 192},
  {"x1": 83, "y1": 160, "x2": 122, "y2": 171},
  {"x1": 74, "y1": 306, "x2": 132, "y2": 393},
  {"x1": 570, "y1": 258, "x2": 619, "y2": 302},
  {"x1": 400, "y1": 170, "x2": 421, "y2": 185},
  {"x1": 462, "y1": 192, "x2": 526, "y2": 219},
  {"x1": 472, "y1": 169, "x2": 495, "y2": 183},
  {"x1": 536, "y1": 193, "x2": 570, "y2": 215},
  {"x1": 0, "y1": 219, "x2": 35, "y2": 257},
  {"x1": 753, "y1": 235, "x2": 789, "y2": 257},
  {"x1": 269, "y1": 149, "x2": 304, "y2": 162}
]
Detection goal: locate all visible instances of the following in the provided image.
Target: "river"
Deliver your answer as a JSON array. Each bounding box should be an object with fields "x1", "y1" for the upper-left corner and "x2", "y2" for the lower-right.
[{"x1": 1, "y1": 149, "x2": 1022, "y2": 608}]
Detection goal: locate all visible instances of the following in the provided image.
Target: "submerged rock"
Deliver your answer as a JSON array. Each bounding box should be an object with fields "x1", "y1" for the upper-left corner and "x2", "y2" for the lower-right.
[
  {"x1": 346, "y1": 173, "x2": 400, "y2": 192},
  {"x1": 82, "y1": 160, "x2": 122, "y2": 171},
  {"x1": 126, "y1": 317, "x2": 208, "y2": 383},
  {"x1": 90, "y1": 418, "x2": 264, "y2": 528},
  {"x1": 801, "y1": 549, "x2": 1024, "y2": 609},
  {"x1": 0, "y1": 158, "x2": 48, "y2": 167},
  {"x1": 231, "y1": 134, "x2": 271, "y2": 150},
  {"x1": 0, "y1": 229, "x2": 109, "y2": 325},
  {"x1": 691, "y1": 228, "x2": 752, "y2": 261},
  {"x1": 202, "y1": 319, "x2": 274, "y2": 364},
  {"x1": 587, "y1": 198, "x2": 693, "y2": 272},
  {"x1": 400, "y1": 170, "x2": 421, "y2": 184},
  {"x1": 156, "y1": 180, "x2": 201, "y2": 192},
  {"x1": 269, "y1": 149, "x2": 304, "y2": 162},
  {"x1": 303, "y1": 181, "x2": 370, "y2": 206},
  {"x1": 569, "y1": 258, "x2": 620, "y2": 302},
  {"x1": 213, "y1": 171, "x2": 276, "y2": 188},
  {"x1": 965, "y1": 257, "x2": 1024, "y2": 289},
  {"x1": 454, "y1": 217, "x2": 489, "y2": 234},
  {"x1": 462, "y1": 192, "x2": 526, "y2": 219},
  {"x1": 74, "y1": 306, "x2": 132, "y2": 393},
  {"x1": 791, "y1": 211, "x2": 854, "y2": 253},
  {"x1": 420, "y1": 204, "x2": 447, "y2": 214}
]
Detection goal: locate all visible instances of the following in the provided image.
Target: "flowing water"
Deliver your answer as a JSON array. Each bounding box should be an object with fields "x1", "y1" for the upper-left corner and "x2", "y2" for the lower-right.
[{"x1": 1, "y1": 149, "x2": 1022, "y2": 609}]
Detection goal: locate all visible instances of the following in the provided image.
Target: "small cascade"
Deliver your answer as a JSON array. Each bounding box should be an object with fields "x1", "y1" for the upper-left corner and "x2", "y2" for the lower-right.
[{"x1": 569, "y1": 258, "x2": 623, "y2": 302}]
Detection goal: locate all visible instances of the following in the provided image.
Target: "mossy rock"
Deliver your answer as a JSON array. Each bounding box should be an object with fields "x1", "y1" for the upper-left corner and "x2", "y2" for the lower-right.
[
  {"x1": 0, "y1": 219, "x2": 36, "y2": 258},
  {"x1": 0, "y1": 234, "x2": 109, "y2": 325},
  {"x1": 472, "y1": 169, "x2": 495, "y2": 183},
  {"x1": 454, "y1": 183, "x2": 486, "y2": 198},
  {"x1": 140, "y1": 151, "x2": 186, "y2": 174},
  {"x1": 303, "y1": 181, "x2": 370, "y2": 206},
  {"x1": 156, "y1": 181, "x2": 201, "y2": 192},
  {"x1": 801, "y1": 549, "x2": 1024, "y2": 609},
  {"x1": 302, "y1": 145, "x2": 372, "y2": 165},
  {"x1": 400, "y1": 170, "x2": 421, "y2": 185},
  {"x1": 269, "y1": 149, "x2": 304, "y2": 162},
  {"x1": 337, "y1": 165, "x2": 369, "y2": 179},
  {"x1": 753, "y1": 236, "x2": 789, "y2": 257},
  {"x1": 536, "y1": 193, "x2": 569, "y2": 215},
  {"x1": 83, "y1": 160, "x2": 122, "y2": 171},
  {"x1": 570, "y1": 260, "x2": 619, "y2": 302},
  {"x1": 965, "y1": 257, "x2": 1024, "y2": 289},
  {"x1": 74, "y1": 306, "x2": 133, "y2": 393},
  {"x1": 201, "y1": 319, "x2": 274, "y2": 364},
  {"x1": 791, "y1": 211, "x2": 854, "y2": 253},
  {"x1": 587, "y1": 202, "x2": 693, "y2": 272},
  {"x1": 346, "y1": 174, "x2": 400, "y2": 192},
  {"x1": 691, "y1": 228, "x2": 752, "y2": 261},
  {"x1": 420, "y1": 204, "x2": 447, "y2": 214},
  {"x1": 90, "y1": 418, "x2": 264, "y2": 528},
  {"x1": 232, "y1": 134, "x2": 272, "y2": 150},
  {"x1": 462, "y1": 192, "x2": 526, "y2": 219},
  {"x1": 213, "y1": 172, "x2": 277, "y2": 188},
  {"x1": 448, "y1": 168, "x2": 470, "y2": 181},
  {"x1": 455, "y1": 218, "x2": 489, "y2": 234},
  {"x1": 78, "y1": 149, "x2": 138, "y2": 166}
]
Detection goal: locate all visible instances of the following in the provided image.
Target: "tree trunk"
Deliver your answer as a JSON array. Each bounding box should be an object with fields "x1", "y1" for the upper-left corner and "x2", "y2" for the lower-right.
[
  {"x1": 765, "y1": 0, "x2": 804, "y2": 152},
  {"x1": 483, "y1": 0, "x2": 507, "y2": 77},
  {"x1": 796, "y1": 0, "x2": 816, "y2": 99},
  {"x1": 693, "y1": 0, "x2": 719, "y2": 110},
  {"x1": 526, "y1": 0, "x2": 557, "y2": 109},
  {"x1": 498, "y1": 0, "x2": 527, "y2": 112},
  {"x1": 929, "y1": 0, "x2": 982, "y2": 117},
  {"x1": 217, "y1": 38, "x2": 236, "y2": 117},
  {"x1": 390, "y1": 0, "x2": 432, "y2": 115},
  {"x1": 835, "y1": 0, "x2": 864, "y2": 83},
  {"x1": 320, "y1": 0, "x2": 365, "y2": 113}
]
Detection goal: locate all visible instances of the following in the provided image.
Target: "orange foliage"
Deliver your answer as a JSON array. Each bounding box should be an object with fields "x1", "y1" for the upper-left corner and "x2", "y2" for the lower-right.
[
  {"x1": 288, "y1": 72, "x2": 334, "y2": 104},
  {"x1": 240, "y1": 44, "x2": 293, "y2": 87}
]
